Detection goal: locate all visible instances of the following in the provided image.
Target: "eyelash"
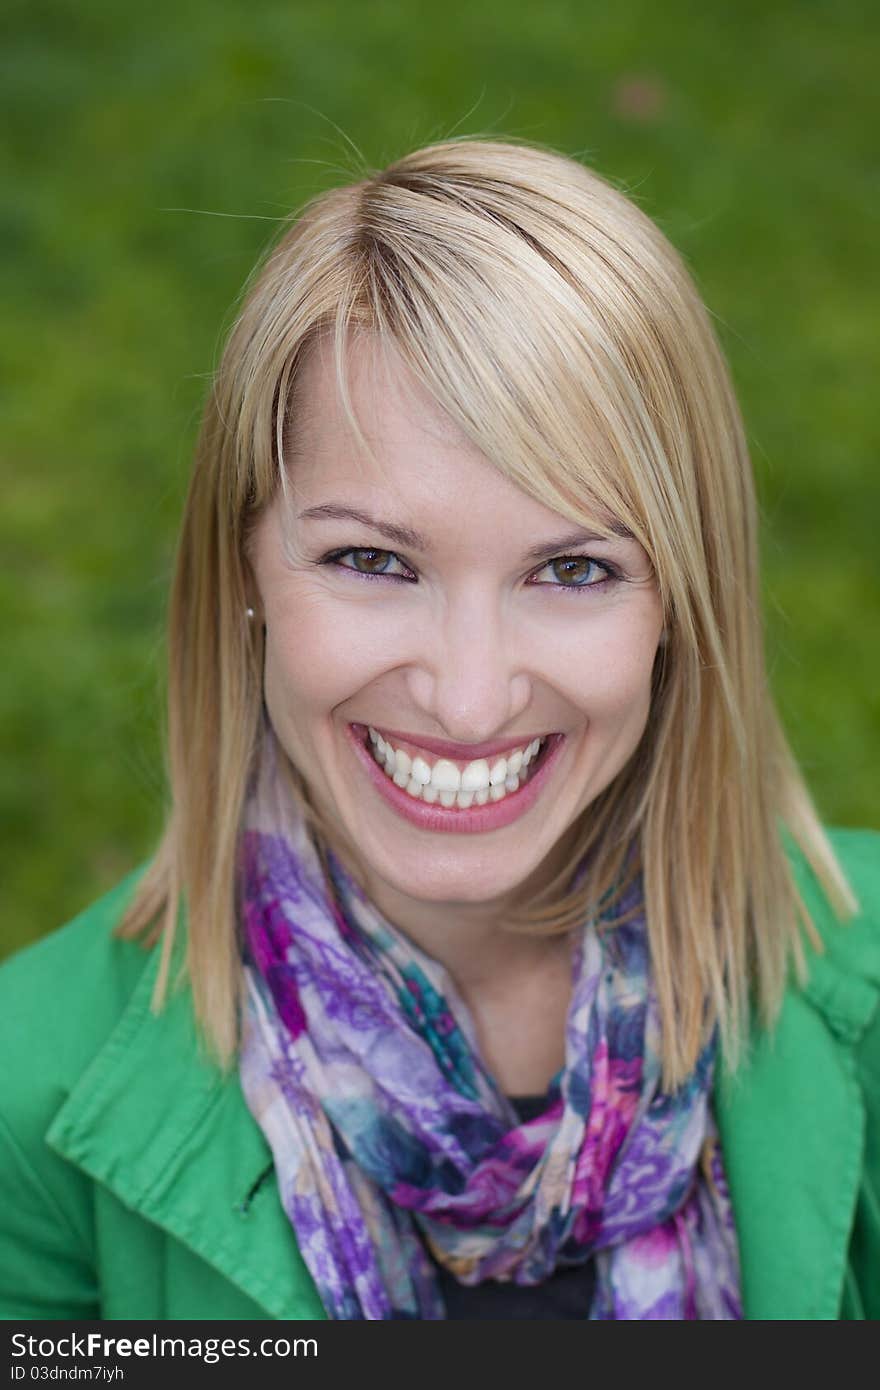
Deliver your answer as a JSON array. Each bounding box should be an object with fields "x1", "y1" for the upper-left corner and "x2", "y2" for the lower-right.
[{"x1": 318, "y1": 547, "x2": 621, "y2": 595}]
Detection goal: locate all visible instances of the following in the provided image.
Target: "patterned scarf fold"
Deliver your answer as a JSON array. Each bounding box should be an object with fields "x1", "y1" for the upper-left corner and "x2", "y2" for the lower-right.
[{"x1": 238, "y1": 727, "x2": 742, "y2": 1319}]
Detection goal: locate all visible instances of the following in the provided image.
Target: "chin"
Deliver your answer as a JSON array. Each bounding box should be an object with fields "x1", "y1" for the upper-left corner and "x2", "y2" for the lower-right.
[{"x1": 361, "y1": 839, "x2": 535, "y2": 904}]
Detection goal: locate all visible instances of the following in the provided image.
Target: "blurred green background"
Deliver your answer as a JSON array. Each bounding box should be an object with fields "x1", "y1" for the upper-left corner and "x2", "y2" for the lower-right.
[{"x1": 2, "y1": 0, "x2": 878, "y2": 960}]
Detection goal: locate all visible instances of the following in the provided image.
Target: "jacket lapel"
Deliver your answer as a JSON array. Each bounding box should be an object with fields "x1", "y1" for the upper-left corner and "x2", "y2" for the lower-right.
[
  {"x1": 45, "y1": 947, "x2": 325, "y2": 1321},
  {"x1": 715, "y1": 902, "x2": 880, "y2": 1319}
]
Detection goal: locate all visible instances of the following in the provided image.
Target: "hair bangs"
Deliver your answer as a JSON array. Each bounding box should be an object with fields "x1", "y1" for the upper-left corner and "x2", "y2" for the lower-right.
[{"x1": 316, "y1": 196, "x2": 671, "y2": 601}]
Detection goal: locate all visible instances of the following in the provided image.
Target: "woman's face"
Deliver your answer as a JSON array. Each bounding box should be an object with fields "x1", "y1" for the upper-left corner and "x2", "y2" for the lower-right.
[{"x1": 250, "y1": 336, "x2": 665, "y2": 924}]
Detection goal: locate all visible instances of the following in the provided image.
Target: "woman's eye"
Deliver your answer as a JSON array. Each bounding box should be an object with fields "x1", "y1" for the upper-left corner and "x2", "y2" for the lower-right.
[
  {"x1": 531, "y1": 555, "x2": 616, "y2": 591},
  {"x1": 325, "y1": 548, "x2": 413, "y2": 579}
]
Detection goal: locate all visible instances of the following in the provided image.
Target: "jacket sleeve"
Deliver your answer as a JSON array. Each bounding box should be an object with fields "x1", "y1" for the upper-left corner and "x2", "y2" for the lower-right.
[
  {"x1": 829, "y1": 827, "x2": 880, "y2": 1320},
  {"x1": 0, "y1": 1112, "x2": 99, "y2": 1319},
  {"x1": 845, "y1": 985, "x2": 880, "y2": 1319},
  {"x1": 0, "y1": 873, "x2": 150, "y2": 1321}
]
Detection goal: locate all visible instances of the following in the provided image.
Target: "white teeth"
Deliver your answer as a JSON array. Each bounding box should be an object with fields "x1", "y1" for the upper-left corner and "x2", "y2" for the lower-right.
[
  {"x1": 364, "y1": 726, "x2": 549, "y2": 809},
  {"x1": 410, "y1": 755, "x2": 432, "y2": 786},
  {"x1": 430, "y1": 759, "x2": 461, "y2": 793},
  {"x1": 460, "y1": 759, "x2": 490, "y2": 792},
  {"x1": 488, "y1": 758, "x2": 508, "y2": 786}
]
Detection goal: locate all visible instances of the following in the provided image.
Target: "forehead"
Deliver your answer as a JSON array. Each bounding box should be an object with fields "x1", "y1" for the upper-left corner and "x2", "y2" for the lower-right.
[
  {"x1": 288, "y1": 333, "x2": 479, "y2": 494},
  {"x1": 283, "y1": 334, "x2": 616, "y2": 543}
]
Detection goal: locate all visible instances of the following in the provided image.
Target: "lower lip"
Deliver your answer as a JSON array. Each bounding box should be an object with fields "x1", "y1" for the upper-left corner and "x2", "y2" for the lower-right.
[{"x1": 345, "y1": 724, "x2": 566, "y2": 834}]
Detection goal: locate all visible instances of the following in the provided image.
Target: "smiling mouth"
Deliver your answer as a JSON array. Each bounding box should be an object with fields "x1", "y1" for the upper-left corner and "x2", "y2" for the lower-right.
[{"x1": 358, "y1": 723, "x2": 556, "y2": 810}]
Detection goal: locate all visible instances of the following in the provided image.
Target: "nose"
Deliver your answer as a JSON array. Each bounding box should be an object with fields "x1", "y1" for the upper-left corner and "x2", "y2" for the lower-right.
[{"x1": 405, "y1": 582, "x2": 532, "y2": 742}]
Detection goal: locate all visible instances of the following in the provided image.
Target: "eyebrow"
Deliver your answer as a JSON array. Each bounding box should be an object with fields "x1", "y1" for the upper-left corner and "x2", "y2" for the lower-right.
[{"x1": 297, "y1": 503, "x2": 636, "y2": 561}]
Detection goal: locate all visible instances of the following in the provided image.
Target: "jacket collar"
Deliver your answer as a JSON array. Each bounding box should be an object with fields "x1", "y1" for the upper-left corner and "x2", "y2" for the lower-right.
[
  {"x1": 47, "y1": 891, "x2": 880, "y2": 1322},
  {"x1": 46, "y1": 946, "x2": 325, "y2": 1320}
]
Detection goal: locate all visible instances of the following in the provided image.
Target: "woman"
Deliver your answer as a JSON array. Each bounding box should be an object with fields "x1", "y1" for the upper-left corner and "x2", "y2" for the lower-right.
[{"x1": 1, "y1": 138, "x2": 878, "y2": 1321}]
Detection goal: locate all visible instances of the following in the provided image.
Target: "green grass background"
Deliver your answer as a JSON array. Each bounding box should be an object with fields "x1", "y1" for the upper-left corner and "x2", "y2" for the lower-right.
[{"x1": 2, "y1": 0, "x2": 878, "y2": 959}]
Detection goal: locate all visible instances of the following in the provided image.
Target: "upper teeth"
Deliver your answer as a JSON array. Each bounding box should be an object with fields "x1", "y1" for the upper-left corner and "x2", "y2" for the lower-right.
[{"x1": 366, "y1": 726, "x2": 546, "y2": 807}]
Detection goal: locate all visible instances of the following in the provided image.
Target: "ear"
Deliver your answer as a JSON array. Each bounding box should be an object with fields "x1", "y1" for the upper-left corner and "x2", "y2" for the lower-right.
[
  {"x1": 241, "y1": 547, "x2": 264, "y2": 627},
  {"x1": 245, "y1": 601, "x2": 266, "y2": 632},
  {"x1": 243, "y1": 592, "x2": 264, "y2": 629}
]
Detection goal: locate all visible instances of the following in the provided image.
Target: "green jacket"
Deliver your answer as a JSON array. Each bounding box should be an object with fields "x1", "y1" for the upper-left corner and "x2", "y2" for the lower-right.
[{"x1": 1, "y1": 828, "x2": 879, "y2": 1321}]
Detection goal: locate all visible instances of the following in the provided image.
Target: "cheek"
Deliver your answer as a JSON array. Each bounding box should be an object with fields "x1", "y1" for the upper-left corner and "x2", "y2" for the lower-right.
[
  {"x1": 587, "y1": 648, "x2": 655, "y2": 719},
  {"x1": 262, "y1": 590, "x2": 389, "y2": 723},
  {"x1": 556, "y1": 611, "x2": 662, "y2": 727}
]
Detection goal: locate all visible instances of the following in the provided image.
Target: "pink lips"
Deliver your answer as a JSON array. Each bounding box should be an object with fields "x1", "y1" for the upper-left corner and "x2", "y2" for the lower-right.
[
  {"x1": 365, "y1": 726, "x2": 549, "y2": 760},
  {"x1": 346, "y1": 723, "x2": 565, "y2": 834}
]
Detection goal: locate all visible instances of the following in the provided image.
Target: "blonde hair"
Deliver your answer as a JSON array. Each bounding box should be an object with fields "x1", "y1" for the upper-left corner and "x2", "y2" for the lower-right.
[{"x1": 118, "y1": 136, "x2": 858, "y2": 1089}]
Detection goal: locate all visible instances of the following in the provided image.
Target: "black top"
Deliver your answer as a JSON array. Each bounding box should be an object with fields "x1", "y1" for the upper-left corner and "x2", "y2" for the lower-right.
[{"x1": 429, "y1": 1094, "x2": 596, "y2": 1319}]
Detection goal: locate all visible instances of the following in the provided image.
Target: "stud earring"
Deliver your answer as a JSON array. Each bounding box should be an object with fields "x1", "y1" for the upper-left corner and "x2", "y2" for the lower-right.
[{"x1": 246, "y1": 606, "x2": 255, "y2": 621}]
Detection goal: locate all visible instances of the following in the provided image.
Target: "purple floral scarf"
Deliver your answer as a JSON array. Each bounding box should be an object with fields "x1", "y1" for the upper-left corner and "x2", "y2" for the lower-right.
[{"x1": 238, "y1": 728, "x2": 742, "y2": 1318}]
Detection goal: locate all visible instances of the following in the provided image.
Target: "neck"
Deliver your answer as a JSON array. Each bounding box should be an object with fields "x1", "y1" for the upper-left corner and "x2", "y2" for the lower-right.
[
  {"x1": 323, "y1": 820, "x2": 583, "y2": 994},
  {"x1": 372, "y1": 879, "x2": 567, "y2": 988},
  {"x1": 316, "y1": 823, "x2": 581, "y2": 1096}
]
